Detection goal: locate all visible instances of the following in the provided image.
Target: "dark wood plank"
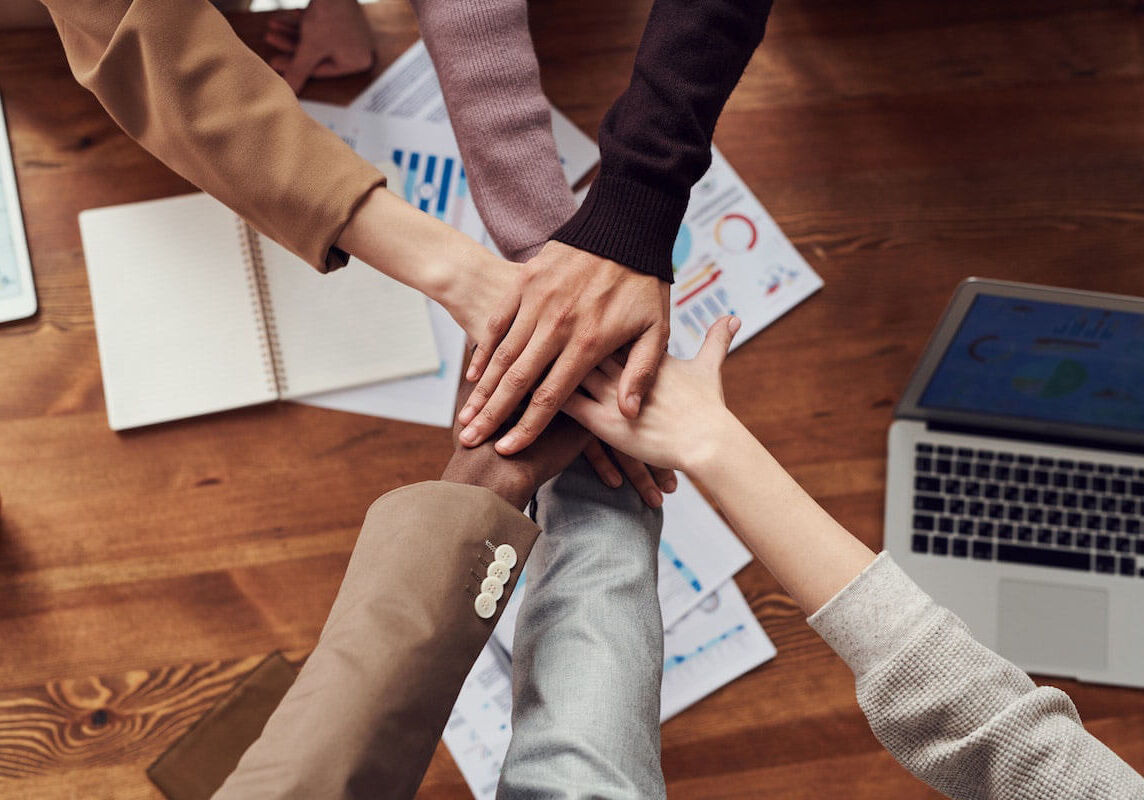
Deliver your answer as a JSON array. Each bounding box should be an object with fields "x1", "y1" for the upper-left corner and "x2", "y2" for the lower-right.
[{"x1": 0, "y1": 0, "x2": 1141, "y2": 797}]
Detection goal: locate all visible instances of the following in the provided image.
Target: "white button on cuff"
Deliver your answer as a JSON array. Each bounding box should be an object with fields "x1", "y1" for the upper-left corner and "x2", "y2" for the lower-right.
[
  {"x1": 474, "y1": 593, "x2": 496, "y2": 619},
  {"x1": 486, "y1": 561, "x2": 510, "y2": 584},
  {"x1": 480, "y1": 576, "x2": 504, "y2": 601},
  {"x1": 494, "y1": 544, "x2": 518, "y2": 569}
]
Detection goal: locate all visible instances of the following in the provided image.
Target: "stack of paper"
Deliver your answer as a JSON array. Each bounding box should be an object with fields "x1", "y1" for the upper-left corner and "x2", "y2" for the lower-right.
[{"x1": 442, "y1": 476, "x2": 775, "y2": 799}]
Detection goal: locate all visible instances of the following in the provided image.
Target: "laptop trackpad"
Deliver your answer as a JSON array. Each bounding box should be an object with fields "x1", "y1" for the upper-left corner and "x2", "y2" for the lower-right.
[{"x1": 997, "y1": 580, "x2": 1109, "y2": 673}]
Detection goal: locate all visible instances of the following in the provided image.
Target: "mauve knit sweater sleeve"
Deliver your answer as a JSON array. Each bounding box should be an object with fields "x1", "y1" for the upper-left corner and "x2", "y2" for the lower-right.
[
  {"x1": 551, "y1": 0, "x2": 775, "y2": 282},
  {"x1": 410, "y1": 0, "x2": 576, "y2": 263},
  {"x1": 808, "y1": 554, "x2": 1144, "y2": 799}
]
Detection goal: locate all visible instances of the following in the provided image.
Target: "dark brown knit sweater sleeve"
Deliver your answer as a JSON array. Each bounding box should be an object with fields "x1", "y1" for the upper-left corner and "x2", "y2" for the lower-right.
[{"x1": 551, "y1": 0, "x2": 774, "y2": 283}]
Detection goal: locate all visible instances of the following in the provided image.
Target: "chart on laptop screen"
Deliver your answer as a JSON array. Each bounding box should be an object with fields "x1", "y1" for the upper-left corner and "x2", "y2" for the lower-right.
[{"x1": 920, "y1": 295, "x2": 1144, "y2": 432}]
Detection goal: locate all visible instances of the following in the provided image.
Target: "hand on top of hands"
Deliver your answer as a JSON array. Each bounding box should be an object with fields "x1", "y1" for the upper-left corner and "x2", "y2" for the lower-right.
[
  {"x1": 264, "y1": 0, "x2": 375, "y2": 94},
  {"x1": 455, "y1": 241, "x2": 671, "y2": 457},
  {"x1": 563, "y1": 316, "x2": 741, "y2": 473},
  {"x1": 442, "y1": 370, "x2": 591, "y2": 510}
]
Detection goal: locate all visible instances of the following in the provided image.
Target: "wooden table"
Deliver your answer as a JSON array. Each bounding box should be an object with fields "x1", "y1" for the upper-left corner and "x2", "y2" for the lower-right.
[{"x1": 1, "y1": 1, "x2": 1142, "y2": 796}]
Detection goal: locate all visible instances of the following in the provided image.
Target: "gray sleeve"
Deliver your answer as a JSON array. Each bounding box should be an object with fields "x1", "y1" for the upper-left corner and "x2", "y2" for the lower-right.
[{"x1": 808, "y1": 553, "x2": 1144, "y2": 799}]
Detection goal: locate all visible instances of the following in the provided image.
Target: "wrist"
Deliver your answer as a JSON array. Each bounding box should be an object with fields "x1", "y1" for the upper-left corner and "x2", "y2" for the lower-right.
[
  {"x1": 685, "y1": 411, "x2": 757, "y2": 482},
  {"x1": 440, "y1": 455, "x2": 534, "y2": 510}
]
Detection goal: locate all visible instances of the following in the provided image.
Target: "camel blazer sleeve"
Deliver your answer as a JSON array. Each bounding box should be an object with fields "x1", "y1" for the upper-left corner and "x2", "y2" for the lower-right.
[
  {"x1": 212, "y1": 481, "x2": 539, "y2": 800},
  {"x1": 41, "y1": 0, "x2": 385, "y2": 271}
]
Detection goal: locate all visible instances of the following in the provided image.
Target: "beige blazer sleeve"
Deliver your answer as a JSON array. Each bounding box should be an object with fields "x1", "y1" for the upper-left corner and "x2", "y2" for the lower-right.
[
  {"x1": 41, "y1": 0, "x2": 385, "y2": 271},
  {"x1": 212, "y1": 481, "x2": 539, "y2": 800}
]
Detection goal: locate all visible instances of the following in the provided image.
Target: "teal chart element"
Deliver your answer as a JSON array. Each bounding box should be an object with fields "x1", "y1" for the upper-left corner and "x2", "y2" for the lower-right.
[
  {"x1": 392, "y1": 148, "x2": 467, "y2": 226},
  {"x1": 671, "y1": 223, "x2": 692, "y2": 272}
]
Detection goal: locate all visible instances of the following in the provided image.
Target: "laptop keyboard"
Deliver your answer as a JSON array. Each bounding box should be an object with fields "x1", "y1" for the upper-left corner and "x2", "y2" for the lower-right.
[{"x1": 910, "y1": 442, "x2": 1144, "y2": 578}]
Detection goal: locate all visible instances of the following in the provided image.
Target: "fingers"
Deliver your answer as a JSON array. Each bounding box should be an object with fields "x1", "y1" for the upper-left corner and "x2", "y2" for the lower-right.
[
  {"x1": 616, "y1": 324, "x2": 668, "y2": 419},
  {"x1": 650, "y1": 465, "x2": 678, "y2": 493},
  {"x1": 584, "y1": 439, "x2": 623, "y2": 489},
  {"x1": 579, "y1": 368, "x2": 615, "y2": 403},
  {"x1": 460, "y1": 333, "x2": 555, "y2": 448},
  {"x1": 495, "y1": 347, "x2": 594, "y2": 455},
  {"x1": 696, "y1": 315, "x2": 741, "y2": 371},
  {"x1": 598, "y1": 356, "x2": 623, "y2": 381},
  {"x1": 460, "y1": 312, "x2": 533, "y2": 424},
  {"x1": 264, "y1": 29, "x2": 298, "y2": 53},
  {"x1": 465, "y1": 304, "x2": 516, "y2": 384},
  {"x1": 612, "y1": 450, "x2": 664, "y2": 508},
  {"x1": 561, "y1": 392, "x2": 605, "y2": 433},
  {"x1": 267, "y1": 16, "x2": 300, "y2": 34}
]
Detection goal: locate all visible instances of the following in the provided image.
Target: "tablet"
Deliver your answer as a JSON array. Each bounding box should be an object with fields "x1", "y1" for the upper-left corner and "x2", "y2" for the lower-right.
[{"x1": 0, "y1": 93, "x2": 36, "y2": 323}]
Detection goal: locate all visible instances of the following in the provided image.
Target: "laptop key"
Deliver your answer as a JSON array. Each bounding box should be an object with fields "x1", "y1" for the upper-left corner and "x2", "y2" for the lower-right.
[
  {"x1": 1047, "y1": 510, "x2": 1063, "y2": 526},
  {"x1": 1042, "y1": 490, "x2": 1059, "y2": 505},
  {"x1": 1077, "y1": 532, "x2": 1093, "y2": 548},
  {"x1": 972, "y1": 540, "x2": 994, "y2": 560},
  {"x1": 955, "y1": 461, "x2": 972, "y2": 477},
  {"x1": 1036, "y1": 528, "x2": 1053, "y2": 545},
  {"x1": 915, "y1": 456, "x2": 933, "y2": 473},
  {"x1": 938, "y1": 517, "x2": 954, "y2": 533},
  {"x1": 1120, "y1": 499, "x2": 1137, "y2": 515},
  {"x1": 936, "y1": 459, "x2": 952, "y2": 475},
  {"x1": 1096, "y1": 555, "x2": 1115, "y2": 574},
  {"x1": 1013, "y1": 467, "x2": 1031, "y2": 482},
  {"x1": 988, "y1": 503, "x2": 1004, "y2": 519},
  {"x1": 1117, "y1": 537, "x2": 1132, "y2": 553},
  {"x1": 1126, "y1": 519, "x2": 1140, "y2": 535},
  {"x1": 1033, "y1": 470, "x2": 1050, "y2": 486},
  {"x1": 1056, "y1": 530, "x2": 1072, "y2": 547},
  {"x1": 915, "y1": 495, "x2": 944, "y2": 512},
  {"x1": 958, "y1": 519, "x2": 974, "y2": 535},
  {"x1": 997, "y1": 544, "x2": 1090, "y2": 572},
  {"x1": 984, "y1": 483, "x2": 1001, "y2": 499},
  {"x1": 1120, "y1": 557, "x2": 1136, "y2": 576},
  {"x1": 913, "y1": 514, "x2": 935, "y2": 531},
  {"x1": 1136, "y1": 540, "x2": 1144, "y2": 555},
  {"x1": 945, "y1": 479, "x2": 962, "y2": 494},
  {"x1": 932, "y1": 536, "x2": 949, "y2": 555},
  {"x1": 1107, "y1": 517, "x2": 1121, "y2": 533},
  {"x1": 1096, "y1": 535, "x2": 1112, "y2": 551},
  {"x1": 1101, "y1": 497, "x2": 1117, "y2": 513},
  {"x1": 977, "y1": 522, "x2": 995, "y2": 537},
  {"x1": 952, "y1": 538, "x2": 968, "y2": 557},
  {"x1": 965, "y1": 481, "x2": 981, "y2": 497},
  {"x1": 949, "y1": 499, "x2": 966, "y2": 515},
  {"x1": 1004, "y1": 486, "x2": 1020, "y2": 502},
  {"x1": 916, "y1": 443, "x2": 933, "y2": 453},
  {"x1": 916, "y1": 475, "x2": 941, "y2": 492},
  {"x1": 1052, "y1": 472, "x2": 1069, "y2": 488},
  {"x1": 1111, "y1": 478, "x2": 1127, "y2": 494},
  {"x1": 968, "y1": 501, "x2": 985, "y2": 517},
  {"x1": 1027, "y1": 508, "x2": 1044, "y2": 524},
  {"x1": 912, "y1": 534, "x2": 929, "y2": 553}
]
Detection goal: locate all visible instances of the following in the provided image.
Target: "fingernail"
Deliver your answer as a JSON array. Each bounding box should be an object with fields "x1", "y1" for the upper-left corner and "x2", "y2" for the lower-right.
[
  {"x1": 728, "y1": 316, "x2": 741, "y2": 334},
  {"x1": 458, "y1": 405, "x2": 475, "y2": 425},
  {"x1": 465, "y1": 366, "x2": 477, "y2": 381},
  {"x1": 460, "y1": 426, "x2": 478, "y2": 445},
  {"x1": 496, "y1": 433, "x2": 519, "y2": 453},
  {"x1": 608, "y1": 473, "x2": 623, "y2": 489},
  {"x1": 627, "y1": 393, "x2": 642, "y2": 413},
  {"x1": 664, "y1": 478, "x2": 678, "y2": 492},
  {"x1": 649, "y1": 490, "x2": 664, "y2": 508}
]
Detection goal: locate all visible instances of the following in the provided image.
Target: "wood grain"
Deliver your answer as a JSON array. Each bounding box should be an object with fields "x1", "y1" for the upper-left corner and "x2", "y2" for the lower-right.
[{"x1": 0, "y1": 0, "x2": 1142, "y2": 797}]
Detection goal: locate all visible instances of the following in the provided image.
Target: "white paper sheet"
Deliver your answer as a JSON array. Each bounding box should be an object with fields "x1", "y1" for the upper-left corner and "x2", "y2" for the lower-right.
[
  {"x1": 349, "y1": 40, "x2": 599, "y2": 187},
  {"x1": 491, "y1": 473, "x2": 752, "y2": 656},
  {"x1": 659, "y1": 577, "x2": 776, "y2": 720},
  {"x1": 666, "y1": 147, "x2": 824, "y2": 360},
  {"x1": 443, "y1": 577, "x2": 774, "y2": 797}
]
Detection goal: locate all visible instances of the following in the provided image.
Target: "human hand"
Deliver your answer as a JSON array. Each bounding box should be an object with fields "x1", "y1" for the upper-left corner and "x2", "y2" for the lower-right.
[
  {"x1": 264, "y1": 0, "x2": 375, "y2": 94},
  {"x1": 442, "y1": 372, "x2": 591, "y2": 509},
  {"x1": 563, "y1": 316, "x2": 741, "y2": 473},
  {"x1": 583, "y1": 439, "x2": 676, "y2": 509},
  {"x1": 456, "y1": 241, "x2": 670, "y2": 456}
]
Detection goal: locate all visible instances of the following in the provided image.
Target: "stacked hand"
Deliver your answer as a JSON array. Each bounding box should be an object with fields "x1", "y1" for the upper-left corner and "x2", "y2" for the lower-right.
[{"x1": 563, "y1": 315, "x2": 742, "y2": 472}]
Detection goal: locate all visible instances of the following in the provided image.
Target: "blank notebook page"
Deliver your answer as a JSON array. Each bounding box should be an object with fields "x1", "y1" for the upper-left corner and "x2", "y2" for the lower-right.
[
  {"x1": 80, "y1": 194, "x2": 275, "y2": 430},
  {"x1": 255, "y1": 234, "x2": 439, "y2": 399}
]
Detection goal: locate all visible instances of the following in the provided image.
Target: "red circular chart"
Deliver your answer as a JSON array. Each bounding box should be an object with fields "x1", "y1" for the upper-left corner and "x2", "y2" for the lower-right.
[{"x1": 713, "y1": 213, "x2": 758, "y2": 252}]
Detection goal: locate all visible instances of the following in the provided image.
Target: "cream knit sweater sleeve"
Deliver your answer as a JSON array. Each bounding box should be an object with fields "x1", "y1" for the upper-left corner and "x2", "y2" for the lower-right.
[{"x1": 808, "y1": 553, "x2": 1144, "y2": 799}]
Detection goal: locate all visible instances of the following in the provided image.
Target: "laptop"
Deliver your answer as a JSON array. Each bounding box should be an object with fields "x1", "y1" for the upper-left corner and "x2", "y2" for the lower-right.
[{"x1": 885, "y1": 278, "x2": 1144, "y2": 688}]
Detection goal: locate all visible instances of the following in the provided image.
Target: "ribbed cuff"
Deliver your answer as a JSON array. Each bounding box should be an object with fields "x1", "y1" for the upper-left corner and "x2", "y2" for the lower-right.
[{"x1": 550, "y1": 172, "x2": 687, "y2": 283}]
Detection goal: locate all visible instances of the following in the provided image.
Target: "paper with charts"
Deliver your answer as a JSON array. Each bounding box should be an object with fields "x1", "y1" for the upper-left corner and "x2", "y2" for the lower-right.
[
  {"x1": 667, "y1": 147, "x2": 823, "y2": 360},
  {"x1": 442, "y1": 476, "x2": 775, "y2": 799},
  {"x1": 292, "y1": 91, "x2": 599, "y2": 427}
]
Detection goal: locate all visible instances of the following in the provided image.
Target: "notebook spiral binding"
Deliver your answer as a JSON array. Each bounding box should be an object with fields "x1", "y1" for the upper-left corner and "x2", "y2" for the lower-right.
[{"x1": 236, "y1": 218, "x2": 287, "y2": 397}]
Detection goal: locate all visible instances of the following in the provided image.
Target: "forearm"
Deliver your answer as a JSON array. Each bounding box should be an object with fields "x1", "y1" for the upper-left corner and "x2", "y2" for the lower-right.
[
  {"x1": 689, "y1": 414, "x2": 875, "y2": 614},
  {"x1": 552, "y1": 0, "x2": 774, "y2": 280},
  {"x1": 412, "y1": 0, "x2": 575, "y2": 261},
  {"x1": 337, "y1": 184, "x2": 493, "y2": 306},
  {"x1": 43, "y1": 0, "x2": 383, "y2": 271}
]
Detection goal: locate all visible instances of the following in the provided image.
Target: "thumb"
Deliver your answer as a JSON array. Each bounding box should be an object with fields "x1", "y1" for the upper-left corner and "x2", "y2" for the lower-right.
[
  {"x1": 617, "y1": 325, "x2": 668, "y2": 419},
  {"x1": 695, "y1": 315, "x2": 740, "y2": 371}
]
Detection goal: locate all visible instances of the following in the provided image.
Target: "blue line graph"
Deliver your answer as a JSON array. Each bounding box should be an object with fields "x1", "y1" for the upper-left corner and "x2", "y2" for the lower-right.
[
  {"x1": 664, "y1": 624, "x2": 747, "y2": 673},
  {"x1": 660, "y1": 539, "x2": 702, "y2": 593}
]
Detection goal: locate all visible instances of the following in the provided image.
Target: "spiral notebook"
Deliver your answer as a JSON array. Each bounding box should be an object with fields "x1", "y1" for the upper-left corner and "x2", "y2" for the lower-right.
[{"x1": 80, "y1": 193, "x2": 439, "y2": 431}]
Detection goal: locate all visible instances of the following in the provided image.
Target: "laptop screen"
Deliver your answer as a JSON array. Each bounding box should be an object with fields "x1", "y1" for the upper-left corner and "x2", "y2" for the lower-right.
[{"x1": 919, "y1": 294, "x2": 1144, "y2": 434}]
